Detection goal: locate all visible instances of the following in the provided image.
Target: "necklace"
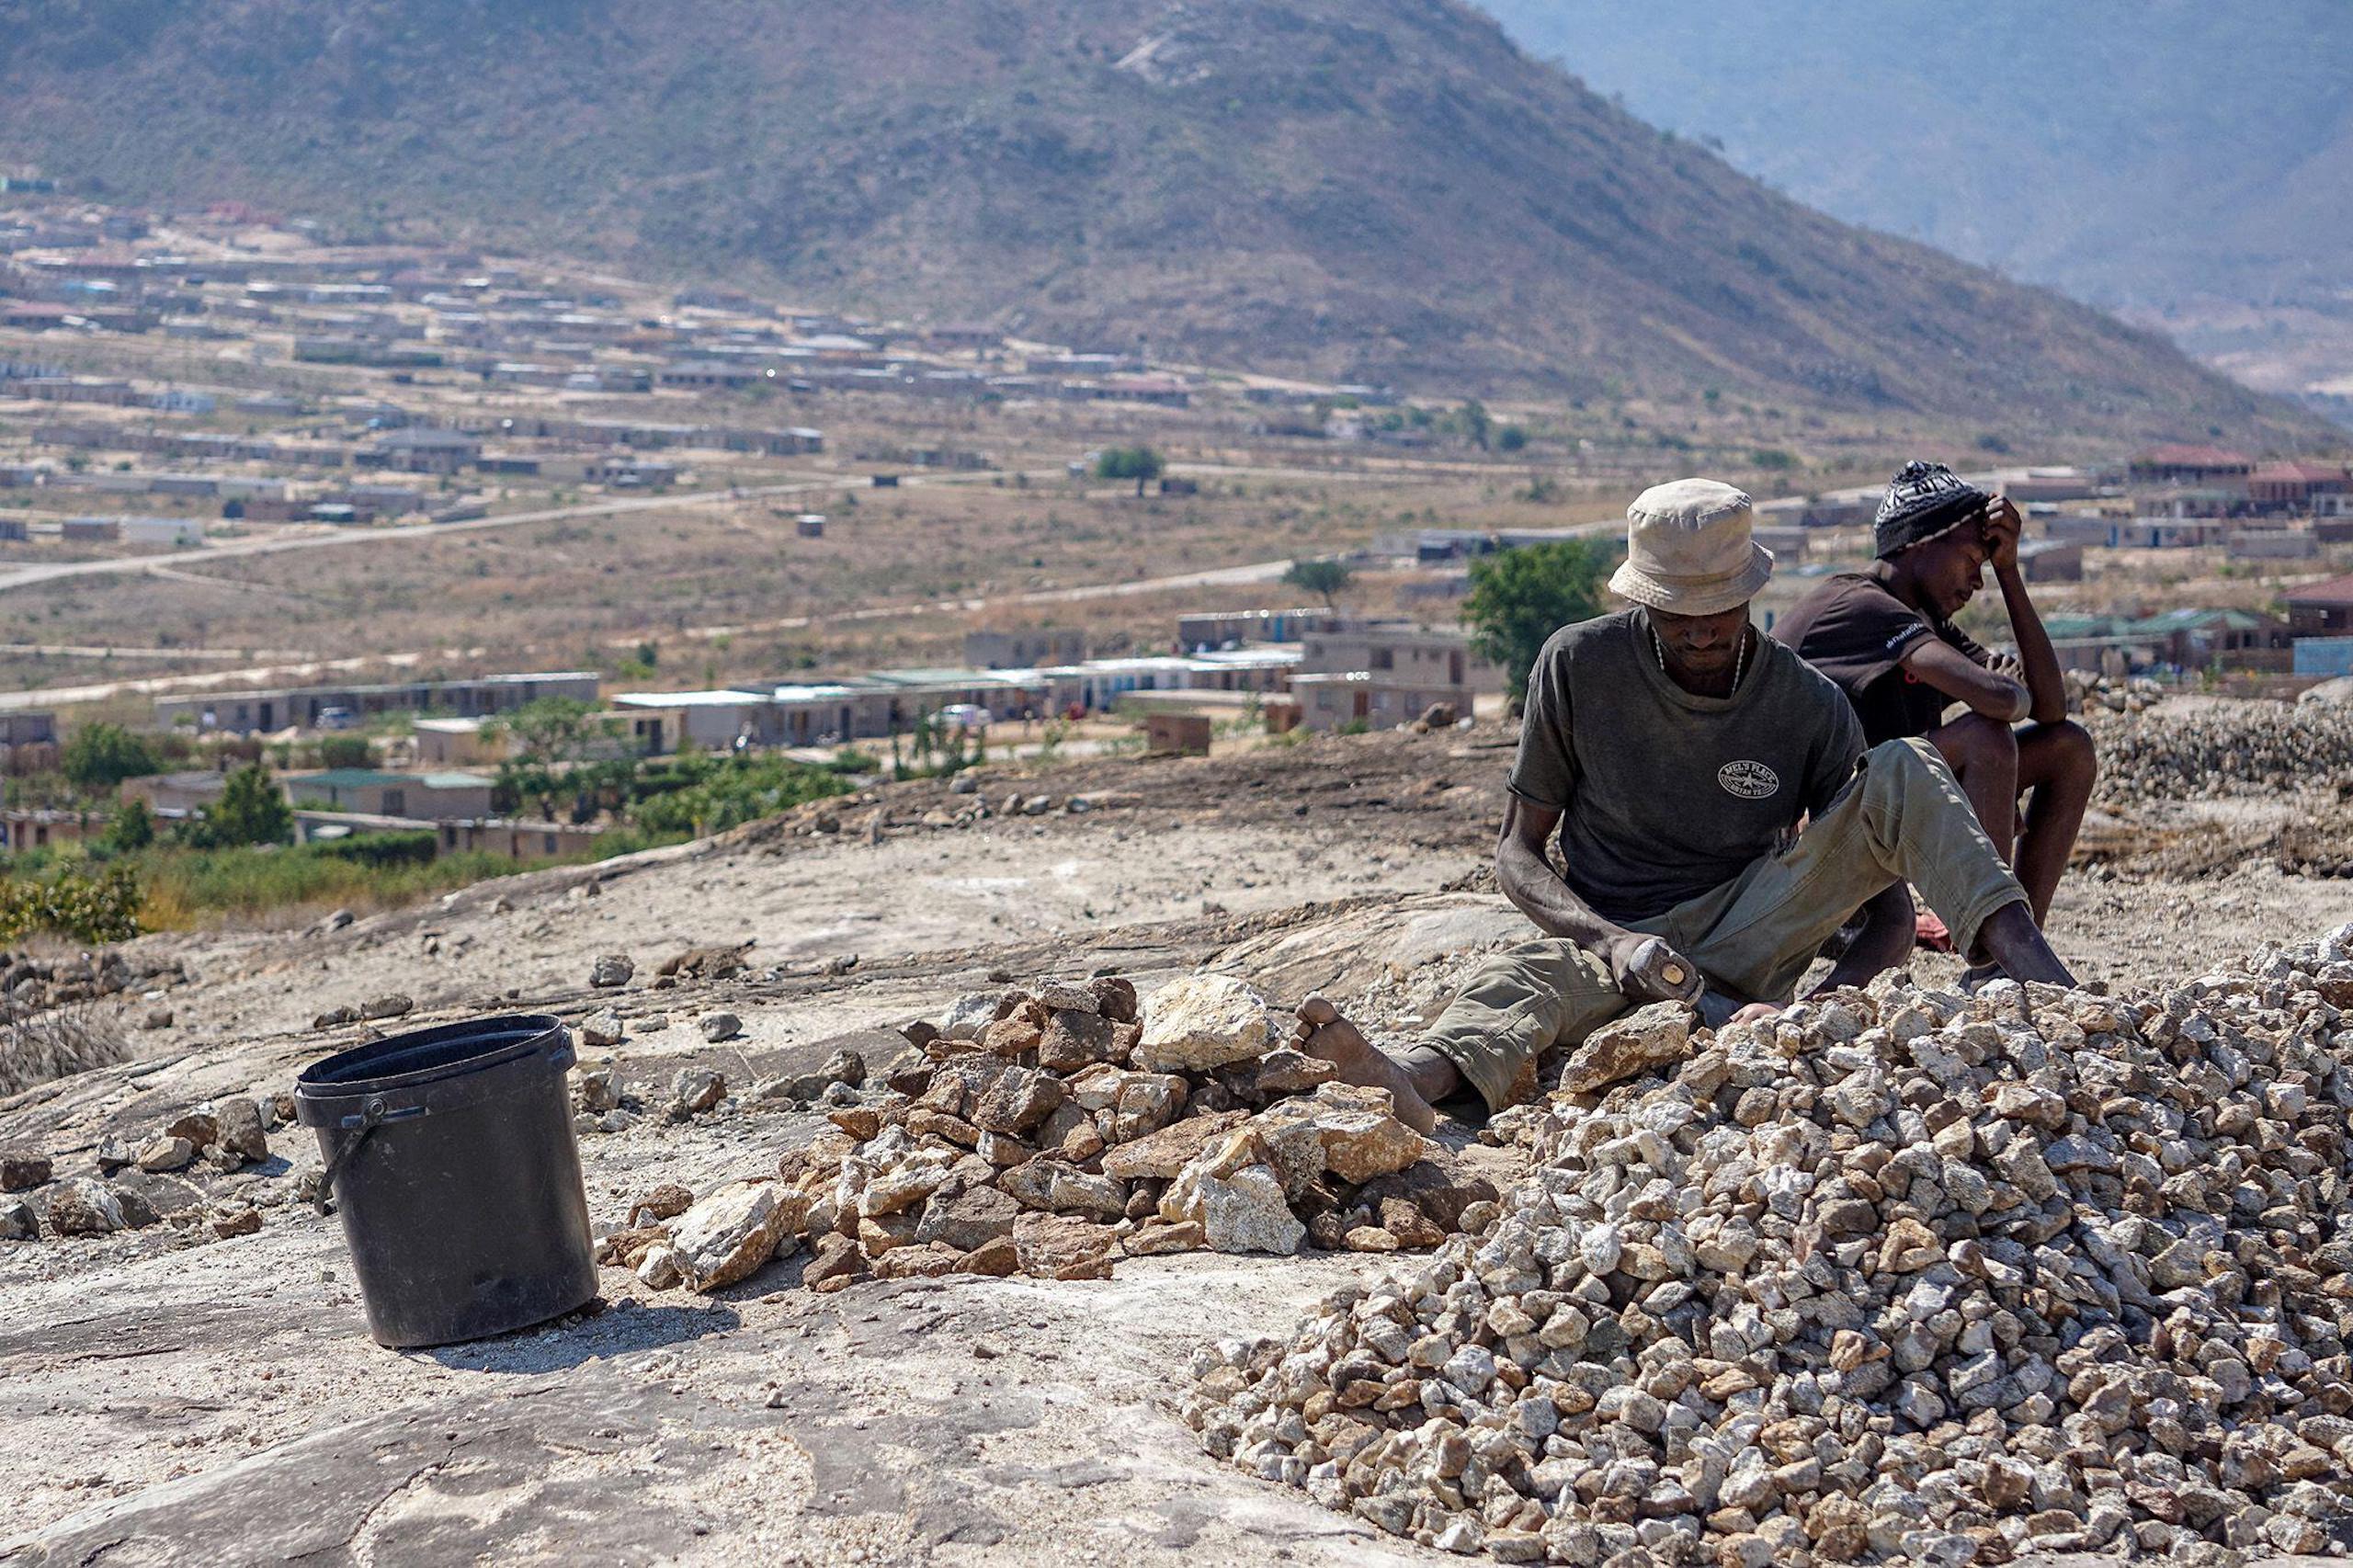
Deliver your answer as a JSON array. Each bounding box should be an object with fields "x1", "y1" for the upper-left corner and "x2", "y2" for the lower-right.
[{"x1": 1653, "y1": 622, "x2": 1749, "y2": 693}]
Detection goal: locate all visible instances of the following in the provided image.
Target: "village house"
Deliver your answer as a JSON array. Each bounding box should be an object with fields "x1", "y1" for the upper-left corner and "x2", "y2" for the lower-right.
[
  {"x1": 2246, "y1": 461, "x2": 2350, "y2": 514},
  {"x1": 2130, "y1": 445, "x2": 2255, "y2": 487},
  {"x1": 120, "y1": 770, "x2": 229, "y2": 817},
  {"x1": 154, "y1": 671, "x2": 599, "y2": 733},
  {"x1": 0, "y1": 712, "x2": 58, "y2": 776},
  {"x1": 356, "y1": 427, "x2": 482, "y2": 475},
  {"x1": 1299, "y1": 620, "x2": 1501, "y2": 694},
  {"x1": 1290, "y1": 670, "x2": 1467, "y2": 733},
  {"x1": 283, "y1": 768, "x2": 497, "y2": 819},
  {"x1": 411, "y1": 716, "x2": 512, "y2": 767},
  {"x1": 2287, "y1": 576, "x2": 2353, "y2": 640},
  {"x1": 0, "y1": 808, "x2": 99, "y2": 853}
]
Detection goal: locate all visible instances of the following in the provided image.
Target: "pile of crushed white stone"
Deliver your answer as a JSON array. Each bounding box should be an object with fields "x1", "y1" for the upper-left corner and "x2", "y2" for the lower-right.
[{"x1": 1187, "y1": 924, "x2": 2353, "y2": 1567}]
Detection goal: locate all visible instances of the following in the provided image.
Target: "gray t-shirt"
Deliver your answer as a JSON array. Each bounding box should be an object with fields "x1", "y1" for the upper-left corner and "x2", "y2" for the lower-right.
[{"x1": 1508, "y1": 609, "x2": 1866, "y2": 924}]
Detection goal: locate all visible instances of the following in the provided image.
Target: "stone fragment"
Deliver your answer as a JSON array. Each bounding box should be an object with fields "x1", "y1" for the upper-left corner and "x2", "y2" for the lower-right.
[
  {"x1": 801, "y1": 1233, "x2": 864, "y2": 1290},
  {"x1": 0, "y1": 1150, "x2": 51, "y2": 1191},
  {"x1": 0, "y1": 1199, "x2": 34, "y2": 1240},
  {"x1": 136, "y1": 1135, "x2": 197, "y2": 1173},
  {"x1": 1101, "y1": 1110, "x2": 1249, "y2": 1181},
  {"x1": 164, "y1": 1108, "x2": 220, "y2": 1147},
  {"x1": 915, "y1": 1184, "x2": 1022, "y2": 1253},
  {"x1": 956, "y1": 1234, "x2": 1020, "y2": 1277},
  {"x1": 1248, "y1": 1082, "x2": 1428, "y2": 1190},
  {"x1": 699, "y1": 1011, "x2": 743, "y2": 1043},
  {"x1": 1012, "y1": 1211, "x2": 1117, "y2": 1279},
  {"x1": 590, "y1": 953, "x2": 635, "y2": 988},
  {"x1": 1131, "y1": 974, "x2": 1279, "y2": 1071},
  {"x1": 671, "y1": 1067, "x2": 727, "y2": 1115},
  {"x1": 1561, "y1": 1002, "x2": 1693, "y2": 1092},
  {"x1": 46, "y1": 1176, "x2": 125, "y2": 1236},
  {"x1": 360, "y1": 993, "x2": 415, "y2": 1021},
  {"x1": 668, "y1": 1180, "x2": 807, "y2": 1291},
  {"x1": 211, "y1": 1096, "x2": 270, "y2": 1165},
  {"x1": 578, "y1": 1009, "x2": 626, "y2": 1049},
  {"x1": 627, "y1": 1183, "x2": 696, "y2": 1225}
]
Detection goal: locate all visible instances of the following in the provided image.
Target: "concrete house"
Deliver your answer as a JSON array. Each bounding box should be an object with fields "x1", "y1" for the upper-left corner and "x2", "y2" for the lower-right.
[{"x1": 283, "y1": 768, "x2": 497, "y2": 819}]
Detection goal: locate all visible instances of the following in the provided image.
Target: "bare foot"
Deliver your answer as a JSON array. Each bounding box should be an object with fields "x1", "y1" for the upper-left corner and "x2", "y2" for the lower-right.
[
  {"x1": 1970, "y1": 903, "x2": 2077, "y2": 988},
  {"x1": 1292, "y1": 995, "x2": 1440, "y2": 1135}
]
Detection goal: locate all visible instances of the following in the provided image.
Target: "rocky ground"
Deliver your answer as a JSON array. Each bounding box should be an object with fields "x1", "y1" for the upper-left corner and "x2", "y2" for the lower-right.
[{"x1": 1, "y1": 702, "x2": 2350, "y2": 1565}]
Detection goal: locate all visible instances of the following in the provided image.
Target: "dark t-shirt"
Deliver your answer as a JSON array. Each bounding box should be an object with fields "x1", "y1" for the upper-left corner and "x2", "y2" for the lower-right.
[
  {"x1": 1509, "y1": 609, "x2": 1866, "y2": 925},
  {"x1": 1772, "y1": 567, "x2": 1991, "y2": 744}
]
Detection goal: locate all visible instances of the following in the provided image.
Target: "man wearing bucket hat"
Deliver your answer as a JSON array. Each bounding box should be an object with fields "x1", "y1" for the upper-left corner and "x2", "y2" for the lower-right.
[
  {"x1": 1775, "y1": 460, "x2": 2097, "y2": 946},
  {"x1": 1292, "y1": 477, "x2": 2076, "y2": 1131}
]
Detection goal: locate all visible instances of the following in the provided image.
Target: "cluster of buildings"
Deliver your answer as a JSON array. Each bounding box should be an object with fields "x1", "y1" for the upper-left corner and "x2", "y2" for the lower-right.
[
  {"x1": 605, "y1": 613, "x2": 1499, "y2": 749},
  {"x1": 0, "y1": 608, "x2": 1499, "y2": 861},
  {"x1": 0, "y1": 194, "x2": 1224, "y2": 424}
]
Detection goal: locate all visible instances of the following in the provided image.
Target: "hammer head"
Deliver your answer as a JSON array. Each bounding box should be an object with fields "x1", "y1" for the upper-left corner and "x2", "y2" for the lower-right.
[{"x1": 1627, "y1": 937, "x2": 1705, "y2": 1006}]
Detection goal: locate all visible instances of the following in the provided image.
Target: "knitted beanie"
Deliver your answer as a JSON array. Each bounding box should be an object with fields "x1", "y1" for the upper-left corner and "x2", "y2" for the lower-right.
[{"x1": 1874, "y1": 460, "x2": 1988, "y2": 559}]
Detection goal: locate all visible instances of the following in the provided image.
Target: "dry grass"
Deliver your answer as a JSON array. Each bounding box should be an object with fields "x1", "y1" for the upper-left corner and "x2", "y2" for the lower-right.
[{"x1": 0, "y1": 1004, "x2": 131, "y2": 1098}]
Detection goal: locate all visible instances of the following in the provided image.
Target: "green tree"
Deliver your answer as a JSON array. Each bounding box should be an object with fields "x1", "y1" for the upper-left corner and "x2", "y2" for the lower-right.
[
  {"x1": 61, "y1": 723, "x2": 161, "y2": 790},
  {"x1": 1462, "y1": 540, "x2": 1620, "y2": 703},
  {"x1": 1282, "y1": 557, "x2": 1353, "y2": 608},
  {"x1": 101, "y1": 797, "x2": 155, "y2": 854},
  {"x1": 1094, "y1": 445, "x2": 1165, "y2": 496},
  {"x1": 182, "y1": 764, "x2": 292, "y2": 848},
  {"x1": 1460, "y1": 399, "x2": 1492, "y2": 450},
  {"x1": 1496, "y1": 425, "x2": 1529, "y2": 452},
  {"x1": 317, "y1": 735, "x2": 371, "y2": 769}
]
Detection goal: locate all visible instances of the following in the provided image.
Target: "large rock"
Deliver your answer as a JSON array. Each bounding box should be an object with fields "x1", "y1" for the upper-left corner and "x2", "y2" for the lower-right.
[
  {"x1": 1132, "y1": 974, "x2": 1280, "y2": 1072},
  {"x1": 0, "y1": 1150, "x2": 51, "y2": 1191},
  {"x1": 1561, "y1": 1001, "x2": 1694, "y2": 1093},
  {"x1": 971, "y1": 1067, "x2": 1065, "y2": 1135},
  {"x1": 914, "y1": 1184, "x2": 1022, "y2": 1253},
  {"x1": 1247, "y1": 1082, "x2": 1428, "y2": 1191},
  {"x1": 0, "y1": 1199, "x2": 34, "y2": 1240},
  {"x1": 211, "y1": 1096, "x2": 270, "y2": 1165},
  {"x1": 668, "y1": 1180, "x2": 807, "y2": 1291},
  {"x1": 1101, "y1": 1109, "x2": 1251, "y2": 1181},
  {"x1": 1162, "y1": 1132, "x2": 1304, "y2": 1255},
  {"x1": 46, "y1": 1176, "x2": 126, "y2": 1236},
  {"x1": 1011, "y1": 1211, "x2": 1116, "y2": 1279},
  {"x1": 589, "y1": 953, "x2": 635, "y2": 988}
]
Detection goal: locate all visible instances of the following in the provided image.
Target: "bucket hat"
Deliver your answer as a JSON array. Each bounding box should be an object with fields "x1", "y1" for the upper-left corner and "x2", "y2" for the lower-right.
[{"x1": 1608, "y1": 478, "x2": 1773, "y2": 617}]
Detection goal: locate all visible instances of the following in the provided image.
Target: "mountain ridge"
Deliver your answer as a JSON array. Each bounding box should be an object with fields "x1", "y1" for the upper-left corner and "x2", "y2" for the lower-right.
[{"x1": 0, "y1": 0, "x2": 2333, "y2": 446}]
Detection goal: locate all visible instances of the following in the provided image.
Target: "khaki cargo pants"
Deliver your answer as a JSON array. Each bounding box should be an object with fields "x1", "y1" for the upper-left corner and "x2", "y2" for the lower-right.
[{"x1": 1427, "y1": 739, "x2": 2028, "y2": 1109}]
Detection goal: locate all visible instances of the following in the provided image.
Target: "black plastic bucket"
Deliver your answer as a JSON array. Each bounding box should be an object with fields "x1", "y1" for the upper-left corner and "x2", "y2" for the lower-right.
[{"x1": 295, "y1": 1014, "x2": 597, "y2": 1348}]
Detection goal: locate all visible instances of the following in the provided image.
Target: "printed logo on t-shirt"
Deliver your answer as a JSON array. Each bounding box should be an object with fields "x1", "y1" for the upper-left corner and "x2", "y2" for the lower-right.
[{"x1": 1718, "y1": 760, "x2": 1780, "y2": 800}]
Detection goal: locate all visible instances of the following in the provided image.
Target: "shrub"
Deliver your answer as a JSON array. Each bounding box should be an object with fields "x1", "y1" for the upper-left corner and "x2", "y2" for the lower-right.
[
  {"x1": 1463, "y1": 539, "x2": 1620, "y2": 702},
  {"x1": 177, "y1": 764, "x2": 292, "y2": 848},
  {"x1": 62, "y1": 723, "x2": 161, "y2": 790},
  {"x1": 0, "y1": 864, "x2": 143, "y2": 945}
]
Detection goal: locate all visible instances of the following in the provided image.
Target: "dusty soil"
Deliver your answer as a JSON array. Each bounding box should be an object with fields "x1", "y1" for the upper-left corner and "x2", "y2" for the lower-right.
[{"x1": 2, "y1": 710, "x2": 2348, "y2": 1565}]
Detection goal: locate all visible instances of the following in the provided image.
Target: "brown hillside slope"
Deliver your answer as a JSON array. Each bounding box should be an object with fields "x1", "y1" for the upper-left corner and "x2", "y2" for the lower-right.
[{"x1": 0, "y1": 0, "x2": 2329, "y2": 443}]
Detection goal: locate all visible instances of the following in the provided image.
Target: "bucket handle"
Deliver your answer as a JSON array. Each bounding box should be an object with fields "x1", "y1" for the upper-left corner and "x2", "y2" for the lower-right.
[{"x1": 313, "y1": 1095, "x2": 425, "y2": 1216}]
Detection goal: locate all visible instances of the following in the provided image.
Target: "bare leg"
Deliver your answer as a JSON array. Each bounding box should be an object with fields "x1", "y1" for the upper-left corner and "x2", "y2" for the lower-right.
[
  {"x1": 1971, "y1": 902, "x2": 2076, "y2": 988},
  {"x1": 1292, "y1": 995, "x2": 1451, "y2": 1135},
  {"x1": 2011, "y1": 720, "x2": 2097, "y2": 926},
  {"x1": 1928, "y1": 713, "x2": 2021, "y2": 862}
]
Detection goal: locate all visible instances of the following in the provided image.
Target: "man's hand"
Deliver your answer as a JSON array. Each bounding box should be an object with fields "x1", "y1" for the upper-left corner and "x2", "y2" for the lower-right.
[
  {"x1": 1606, "y1": 933, "x2": 1705, "y2": 1006},
  {"x1": 1988, "y1": 652, "x2": 2026, "y2": 682},
  {"x1": 1982, "y1": 496, "x2": 2023, "y2": 574},
  {"x1": 1727, "y1": 1002, "x2": 1784, "y2": 1028}
]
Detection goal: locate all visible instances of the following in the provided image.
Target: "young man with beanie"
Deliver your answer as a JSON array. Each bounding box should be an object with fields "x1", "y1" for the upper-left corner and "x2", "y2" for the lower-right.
[
  {"x1": 1773, "y1": 460, "x2": 2097, "y2": 937},
  {"x1": 1291, "y1": 477, "x2": 2077, "y2": 1132}
]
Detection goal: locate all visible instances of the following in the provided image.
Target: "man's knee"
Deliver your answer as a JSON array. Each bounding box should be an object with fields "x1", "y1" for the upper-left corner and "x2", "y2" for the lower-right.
[
  {"x1": 2023, "y1": 717, "x2": 2097, "y2": 786},
  {"x1": 1932, "y1": 712, "x2": 2018, "y2": 773}
]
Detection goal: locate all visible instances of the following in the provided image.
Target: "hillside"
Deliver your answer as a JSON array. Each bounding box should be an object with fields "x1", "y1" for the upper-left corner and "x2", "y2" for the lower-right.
[
  {"x1": 1480, "y1": 0, "x2": 2353, "y2": 315},
  {"x1": 0, "y1": 0, "x2": 2331, "y2": 443}
]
